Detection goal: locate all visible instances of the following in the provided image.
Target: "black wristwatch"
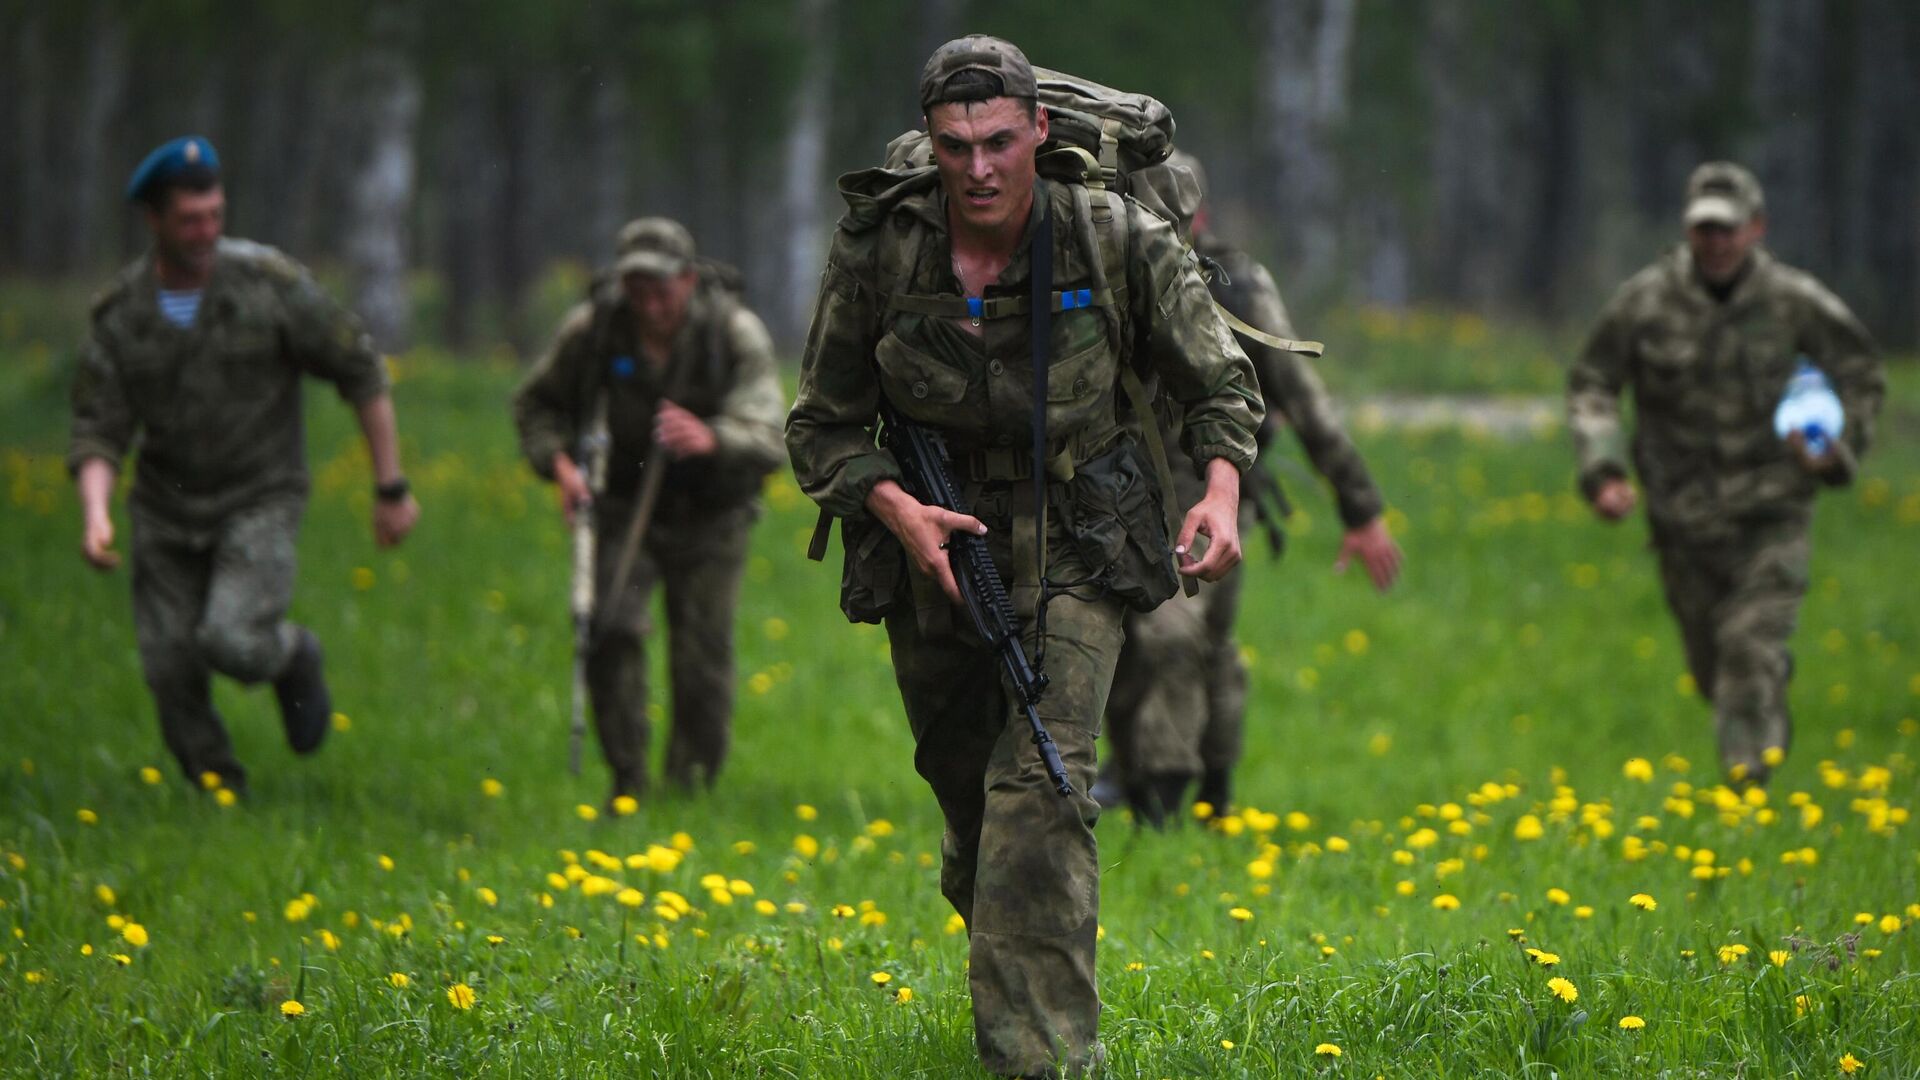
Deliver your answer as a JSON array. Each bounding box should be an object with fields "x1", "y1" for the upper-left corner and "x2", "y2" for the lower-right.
[{"x1": 375, "y1": 477, "x2": 411, "y2": 503}]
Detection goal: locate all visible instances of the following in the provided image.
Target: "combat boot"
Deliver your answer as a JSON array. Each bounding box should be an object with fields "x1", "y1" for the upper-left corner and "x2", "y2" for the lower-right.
[
  {"x1": 1195, "y1": 767, "x2": 1233, "y2": 816},
  {"x1": 273, "y1": 627, "x2": 332, "y2": 754}
]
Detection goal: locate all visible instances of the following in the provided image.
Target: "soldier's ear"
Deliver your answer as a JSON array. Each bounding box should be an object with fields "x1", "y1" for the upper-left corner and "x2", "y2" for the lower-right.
[
  {"x1": 1749, "y1": 212, "x2": 1768, "y2": 242},
  {"x1": 1034, "y1": 104, "x2": 1048, "y2": 140}
]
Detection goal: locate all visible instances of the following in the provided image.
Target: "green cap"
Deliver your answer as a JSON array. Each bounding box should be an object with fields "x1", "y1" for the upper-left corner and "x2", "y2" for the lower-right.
[
  {"x1": 919, "y1": 35, "x2": 1038, "y2": 111},
  {"x1": 1683, "y1": 162, "x2": 1764, "y2": 227},
  {"x1": 615, "y1": 217, "x2": 695, "y2": 278}
]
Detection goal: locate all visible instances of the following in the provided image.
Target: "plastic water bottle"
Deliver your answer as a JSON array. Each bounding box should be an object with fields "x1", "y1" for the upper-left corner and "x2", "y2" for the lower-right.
[{"x1": 1773, "y1": 358, "x2": 1844, "y2": 456}]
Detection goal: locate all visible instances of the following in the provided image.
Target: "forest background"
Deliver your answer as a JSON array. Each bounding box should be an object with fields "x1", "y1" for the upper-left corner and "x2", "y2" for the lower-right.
[{"x1": 4, "y1": 0, "x2": 1918, "y2": 358}]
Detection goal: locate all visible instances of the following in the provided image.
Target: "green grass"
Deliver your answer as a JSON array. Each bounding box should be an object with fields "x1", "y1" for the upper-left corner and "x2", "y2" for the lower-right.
[{"x1": 3, "y1": 336, "x2": 1919, "y2": 1077}]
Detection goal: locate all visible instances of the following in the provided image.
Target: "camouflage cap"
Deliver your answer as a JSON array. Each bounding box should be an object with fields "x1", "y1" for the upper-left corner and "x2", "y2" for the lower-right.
[
  {"x1": 1684, "y1": 161, "x2": 1764, "y2": 227},
  {"x1": 615, "y1": 217, "x2": 696, "y2": 278},
  {"x1": 919, "y1": 35, "x2": 1038, "y2": 111},
  {"x1": 1167, "y1": 149, "x2": 1209, "y2": 202}
]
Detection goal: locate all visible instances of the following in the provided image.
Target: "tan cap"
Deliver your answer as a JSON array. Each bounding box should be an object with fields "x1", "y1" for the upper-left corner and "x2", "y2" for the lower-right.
[
  {"x1": 919, "y1": 35, "x2": 1038, "y2": 111},
  {"x1": 615, "y1": 217, "x2": 695, "y2": 278},
  {"x1": 1683, "y1": 161, "x2": 1764, "y2": 227}
]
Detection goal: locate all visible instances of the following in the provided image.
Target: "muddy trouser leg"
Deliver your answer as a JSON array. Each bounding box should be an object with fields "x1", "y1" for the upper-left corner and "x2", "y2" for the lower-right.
[
  {"x1": 588, "y1": 501, "x2": 657, "y2": 797},
  {"x1": 196, "y1": 498, "x2": 303, "y2": 684},
  {"x1": 130, "y1": 512, "x2": 242, "y2": 788},
  {"x1": 660, "y1": 507, "x2": 752, "y2": 789},
  {"x1": 1197, "y1": 562, "x2": 1249, "y2": 777},
  {"x1": 888, "y1": 586, "x2": 1121, "y2": 1078},
  {"x1": 1709, "y1": 522, "x2": 1808, "y2": 779}
]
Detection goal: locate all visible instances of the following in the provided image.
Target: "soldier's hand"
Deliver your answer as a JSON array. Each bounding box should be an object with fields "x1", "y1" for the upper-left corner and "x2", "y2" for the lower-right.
[
  {"x1": 1177, "y1": 460, "x2": 1244, "y2": 582},
  {"x1": 867, "y1": 479, "x2": 984, "y2": 607},
  {"x1": 1786, "y1": 429, "x2": 1841, "y2": 476},
  {"x1": 656, "y1": 400, "x2": 717, "y2": 459},
  {"x1": 554, "y1": 453, "x2": 593, "y2": 526},
  {"x1": 1335, "y1": 517, "x2": 1403, "y2": 592},
  {"x1": 1592, "y1": 478, "x2": 1638, "y2": 522},
  {"x1": 373, "y1": 493, "x2": 420, "y2": 548},
  {"x1": 81, "y1": 513, "x2": 120, "y2": 571}
]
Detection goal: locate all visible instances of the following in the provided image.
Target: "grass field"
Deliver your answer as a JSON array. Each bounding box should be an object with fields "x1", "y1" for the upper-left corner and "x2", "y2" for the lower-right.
[{"x1": 3, "y1": 328, "x2": 1919, "y2": 1077}]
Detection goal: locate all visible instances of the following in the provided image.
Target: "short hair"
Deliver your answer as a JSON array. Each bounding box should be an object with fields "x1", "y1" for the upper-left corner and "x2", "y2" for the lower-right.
[
  {"x1": 925, "y1": 69, "x2": 1037, "y2": 119},
  {"x1": 140, "y1": 163, "x2": 221, "y2": 213}
]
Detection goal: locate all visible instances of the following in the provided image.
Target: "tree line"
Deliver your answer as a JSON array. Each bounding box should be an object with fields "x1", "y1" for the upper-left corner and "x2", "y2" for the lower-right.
[{"x1": 3, "y1": 0, "x2": 1915, "y2": 353}]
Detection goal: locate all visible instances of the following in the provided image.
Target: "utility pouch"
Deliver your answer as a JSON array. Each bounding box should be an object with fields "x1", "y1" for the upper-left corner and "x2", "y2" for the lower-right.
[
  {"x1": 837, "y1": 512, "x2": 909, "y2": 624},
  {"x1": 1064, "y1": 440, "x2": 1181, "y2": 612}
]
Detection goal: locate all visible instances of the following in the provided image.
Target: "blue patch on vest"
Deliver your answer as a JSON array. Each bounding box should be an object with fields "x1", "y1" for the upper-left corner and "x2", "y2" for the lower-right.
[
  {"x1": 966, "y1": 297, "x2": 983, "y2": 321},
  {"x1": 611, "y1": 355, "x2": 636, "y2": 379}
]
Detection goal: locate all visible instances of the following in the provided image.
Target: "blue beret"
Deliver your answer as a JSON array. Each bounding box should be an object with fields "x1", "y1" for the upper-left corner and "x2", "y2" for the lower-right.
[{"x1": 125, "y1": 136, "x2": 220, "y2": 203}]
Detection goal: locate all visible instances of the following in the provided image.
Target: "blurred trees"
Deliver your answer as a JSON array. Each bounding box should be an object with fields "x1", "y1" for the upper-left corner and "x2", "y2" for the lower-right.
[{"x1": 0, "y1": 0, "x2": 1914, "y2": 351}]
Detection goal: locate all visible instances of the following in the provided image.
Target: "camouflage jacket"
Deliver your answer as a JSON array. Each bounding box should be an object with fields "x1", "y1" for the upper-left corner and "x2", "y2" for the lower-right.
[
  {"x1": 786, "y1": 170, "x2": 1263, "y2": 523},
  {"x1": 68, "y1": 238, "x2": 389, "y2": 527},
  {"x1": 513, "y1": 273, "x2": 787, "y2": 511},
  {"x1": 1196, "y1": 232, "x2": 1383, "y2": 529},
  {"x1": 1568, "y1": 246, "x2": 1883, "y2": 540}
]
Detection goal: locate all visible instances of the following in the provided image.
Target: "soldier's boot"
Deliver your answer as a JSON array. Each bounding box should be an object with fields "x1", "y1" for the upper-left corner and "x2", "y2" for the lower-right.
[
  {"x1": 1195, "y1": 767, "x2": 1233, "y2": 816},
  {"x1": 1128, "y1": 772, "x2": 1194, "y2": 829},
  {"x1": 272, "y1": 627, "x2": 332, "y2": 755}
]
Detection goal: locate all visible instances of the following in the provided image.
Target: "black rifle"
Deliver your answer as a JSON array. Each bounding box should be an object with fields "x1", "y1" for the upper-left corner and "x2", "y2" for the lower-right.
[{"x1": 877, "y1": 397, "x2": 1074, "y2": 797}]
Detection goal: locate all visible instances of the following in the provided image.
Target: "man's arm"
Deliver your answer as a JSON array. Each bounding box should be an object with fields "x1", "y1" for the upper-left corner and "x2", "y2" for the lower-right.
[
  {"x1": 1127, "y1": 207, "x2": 1264, "y2": 582},
  {"x1": 513, "y1": 303, "x2": 597, "y2": 518},
  {"x1": 658, "y1": 305, "x2": 789, "y2": 471},
  {"x1": 785, "y1": 254, "x2": 905, "y2": 519},
  {"x1": 1568, "y1": 290, "x2": 1637, "y2": 520},
  {"x1": 69, "y1": 326, "x2": 135, "y2": 571},
  {"x1": 354, "y1": 393, "x2": 418, "y2": 547},
  {"x1": 1797, "y1": 279, "x2": 1884, "y2": 485}
]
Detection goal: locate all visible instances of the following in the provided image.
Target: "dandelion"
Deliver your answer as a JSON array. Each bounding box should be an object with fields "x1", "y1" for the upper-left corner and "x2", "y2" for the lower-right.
[
  {"x1": 121, "y1": 923, "x2": 149, "y2": 948},
  {"x1": 1795, "y1": 994, "x2": 1813, "y2": 1017},
  {"x1": 280, "y1": 1000, "x2": 305, "y2": 1017},
  {"x1": 199, "y1": 771, "x2": 223, "y2": 791},
  {"x1": 486, "y1": 935, "x2": 504, "y2": 945},
  {"x1": 1629, "y1": 893, "x2": 1657, "y2": 911},
  {"x1": 139, "y1": 767, "x2": 162, "y2": 785},
  {"x1": 1513, "y1": 815, "x2": 1545, "y2": 840},
  {"x1": 1221, "y1": 1040, "x2": 1236, "y2": 1050},
  {"x1": 1840, "y1": 1053, "x2": 1864, "y2": 1074},
  {"x1": 1546, "y1": 888, "x2": 1570, "y2": 906},
  {"x1": 1525, "y1": 948, "x2": 1561, "y2": 967},
  {"x1": 575, "y1": 803, "x2": 598, "y2": 821},
  {"x1": 1879, "y1": 914, "x2": 1902, "y2": 934},
  {"x1": 109, "y1": 954, "x2": 131, "y2": 966},
  {"x1": 1229, "y1": 907, "x2": 1254, "y2": 921},
  {"x1": 476, "y1": 887, "x2": 498, "y2": 907},
  {"x1": 95, "y1": 884, "x2": 116, "y2": 907},
  {"x1": 1769, "y1": 950, "x2": 1791, "y2": 967},
  {"x1": 481, "y1": 778, "x2": 504, "y2": 797},
  {"x1": 213, "y1": 788, "x2": 238, "y2": 808},
  {"x1": 611, "y1": 795, "x2": 639, "y2": 816},
  {"x1": 1618, "y1": 1016, "x2": 1645, "y2": 1031},
  {"x1": 1574, "y1": 905, "x2": 1594, "y2": 920},
  {"x1": 894, "y1": 986, "x2": 914, "y2": 1003},
  {"x1": 318, "y1": 929, "x2": 340, "y2": 951},
  {"x1": 870, "y1": 971, "x2": 892, "y2": 986},
  {"x1": 1126, "y1": 961, "x2": 1146, "y2": 972},
  {"x1": 388, "y1": 972, "x2": 410, "y2": 988},
  {"x1": 1547, "y1": 977, "x2": 1578, "y2": 1003},
  {"x1": 1316, "y1": 1042, "x2": 1343, "y2": 1057},
  {"x1": 285, "y1": 898, "x2": 312, "y2": 923},
  {"x1": 1623, "y1": 758, "x2": 1655, "y2": 782},
  {"x1": 1717, "y1": 943, "x2": 1749, "y2": 965},
  {"x1": 447, "y1": 983, "x2": 477, "y2": 1010},
  {"x1": 1431, "y1": 894, "x2": 1460, "y2": 911},
  {"x1": 331, "y1": 712, "x2": 351, "y2": 731},
  {"x1": 754, "y1": 900, "x2": 777, "y2": 916}
]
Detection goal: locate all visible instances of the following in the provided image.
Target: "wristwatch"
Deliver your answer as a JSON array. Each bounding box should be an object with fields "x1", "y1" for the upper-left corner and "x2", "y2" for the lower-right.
[{"x1": 375, "y1": 477, "x2": 411, "y2": 503}]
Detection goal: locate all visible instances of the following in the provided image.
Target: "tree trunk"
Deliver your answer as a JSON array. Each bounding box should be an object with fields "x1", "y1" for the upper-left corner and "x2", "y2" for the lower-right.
[
  {"x1": 1748, "y1": 0, "x2": 1829, "y2": 270},
  {"x1": 439, "y1": 69, "x2": 500, "y2": 351},
  {"x1": 66, "y1": 4, "x2": 128, "y2": 273},
  {"x1": 342, "y1": 28, "x2": 422, "y2": 354},
  {"x1": 780, "y1": 0, "x2": 836, "y2": 348},
  {"x1": 1846, "y1": 0, "x2": 1918, "y2": 345},
  {"x1": 587, "y1": 73, "x2": 632, "y2": 263},
  {"x1": 1260, "y1": 0, "x2": 1354, "y2": 298},
  {"x1": 14, "y1": 13, "x2": 51, "y2": 272},
  {"x1": 1421, "y1": 0, "x2": 1506, "y2": 307}
]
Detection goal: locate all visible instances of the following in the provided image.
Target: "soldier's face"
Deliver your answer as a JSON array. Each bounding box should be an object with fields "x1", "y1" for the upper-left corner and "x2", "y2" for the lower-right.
[
  {"x1": 623, "y1": 268, "x2": 698, "y2": 336},
  {"x1": 1687, "y1": 215, "x2": 1765, "y2": 286},
  {"x1": 146, "y1": 185, "x2": 225, "y2": 276},
  {"x1": 927, "y1": 98, "x2": 1048, "y2": 236}
]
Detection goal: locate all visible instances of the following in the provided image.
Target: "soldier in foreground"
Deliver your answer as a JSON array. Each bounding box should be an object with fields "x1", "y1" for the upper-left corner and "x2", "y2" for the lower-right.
[
  {"x1": 1103, "y1": 152, "x2": 1402, "y2": 824},
  {"x1": 787, "y1": 37, "x2": 1262, "y2": 1077},
  {"x1": 69, "y1": 136, "x2": 420, "y2": 795},
  {"x1": 514, "y1": 218, "x2": 785, "y2": 805},
  {"x1": 1568, "y1": 162, "x2": 1883, "y2": 787}
]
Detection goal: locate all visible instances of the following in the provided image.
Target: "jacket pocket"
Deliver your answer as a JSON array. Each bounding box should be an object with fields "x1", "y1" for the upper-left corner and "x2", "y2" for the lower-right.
[
  {"x1": 1063, "y1": 440, "x2": 1180, "y2": 612},
  {"x1": 874, "y1": 332, "x2": 971, "y2": 426}
]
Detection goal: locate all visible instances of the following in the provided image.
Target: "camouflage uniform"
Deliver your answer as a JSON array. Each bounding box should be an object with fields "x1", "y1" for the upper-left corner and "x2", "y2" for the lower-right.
[
  {"x1": 1569, "y1": 244, "x2": 1882, "y2": 780},
  {"x1": 1107, "y1": 231, "x2": 1383, "y2": 814},
  {"x1": 787, "y1": 164, "x2": 1262, "y2": 1075},
  {"x1": 67, "y1": 238, "x2": 390, "y2": 787},
  {"x1": 513, "y1": 265, "x2": 786, "y2": 795}
]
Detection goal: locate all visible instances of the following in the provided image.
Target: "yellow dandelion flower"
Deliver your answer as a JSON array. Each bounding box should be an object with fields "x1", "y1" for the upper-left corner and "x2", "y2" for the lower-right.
[
  {"x1": 1716, "y1": 944, "x2": 1749, "y2": 965},
  {"x1": 480, "y1": 778, "x2": 504, "y2": 797},
  {"x1": 1547, "y1": 977, "x2": 1578, "y2": 1003},
  {"x1": 894, "y1": 986, "x2": 914, "y2": 1004},
  {"x1": 1618, "y1": 1015, "x2": 1645, "y2": 1030},
  {"x1": 1514, "y1": 815, "x2": 1545, "y2": 841},
  {"x1": 616, "y1": 888, "x2": 644, "y2": 908},
  {"x1": 486, "y1": 935, "x2": 504, "y2": 945},
  {"x1": 1840, "y1": 1052, "x2": 1864, "y2": 1074},
  {"x1": 611, "y1": 795, "x2": 639, "y2": 817},
  {"x1": 94, "y1": 884, "x2": 116, "y2": 907},
  {"x1": 1525, "y1": 948, "x2": 1561, "y2": 967},
  {"x1": 1315, "y1": 1042, "x2": 1342, "y2": 1057},
  {"x1": 447, "y1": 983, "x2": 476, "y2": 1009},
  {"x1": 110, "y1": 953, "x2": 131, "y2": 966},
  {"x1": 1622, "y1": 758, "x2": 1655, "y2": 782},
  {"x1": 318, "y1": 929, "x2": 340, "y2": 951},
  {"x1": 199, "y1": 771, "x2": 223, "y2": 791},
  {"x1": 860, "y1": 910, "x2": 888, "y2": 927},
  {"x1": 1229, "y1": 907, "x2": 1254, "y2": 921},
  {"x1": 1221, "y1": 1039, "x2": 1236, "y2": 1050},
  {"x1": 378, "y1": 854, "x2": 395, "y2": 872},
  {"x1": 139, "y1": 767, "x2": 162, "y2": 785},
  {"x1": 1546, "y1": 888, "x2": 1570, "y2": 906},
  {"x1": 284, "y1": 898, "x2": 312, "y2": 923},
  {"x1": 1879, "y1": 914, "x2": 1902, "y2": 934},
  {"x1": 388, "y1": 972, "x2": 410, "y2": 988},
  {"x1": 121, "y1": 923, "x2": 149, "y2": 948},
  {"x1": 1432, "y1": 894, "x2": 1460, "y2": 911},
  {"x1": 476, "y1": 887, "x2": 498, "y2": 907},
  {"x1": 754, "y1": 899, "x2": 777, "y2": 916},
  {"x1": 1770, "y1": 950, "x2": 1791, "y2": 967},
  {"x1": 575, "y1": 803, "x2": 598, "y2": 821},
  {"x1": 945, "y1": 913, "x2": 967, "y2": 935},
  {"x1": 213, "y1": 788, "x2": 237, "y2": 807},
  {"x1": 280, "y1": 999, "x2": 305, "y2": 1017},
  {"x1": 1629, "y1": 893, "x2": 1656, "y2": 911},
  {"x1": 869, "y1": 971, "x2": 892, "y2": 986}
]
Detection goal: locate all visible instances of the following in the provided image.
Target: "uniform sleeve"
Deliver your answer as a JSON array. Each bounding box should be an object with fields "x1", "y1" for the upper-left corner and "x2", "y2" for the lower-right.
[
  {"x1": 784, "y1": 244, "x2": 901, "y2": 518},
  {"x1": 1234, "y1": 262, "x2": 1383, "y2": 528},
  {"x1": 280, "y1": 270, "x2": 389, "y2": 404},
  {"x1": 708, "y1": 306, "x2": 790, "y2": 477},
  {"x1": 1127, "y1": 207, "x2": 1264, "y2": 474},
  {"x1": 67, "y1": 322, "x2": 136, "y2": 475},
  {"x1": 1797, "y1": 279, "x2": 1883, "y2": 486},
  {"x1": 1567, "y1": 288, "x2": 1635, "y2": 500},
  {"x1": 512, "y1": 303, "x2": 594, "y2": 482}
]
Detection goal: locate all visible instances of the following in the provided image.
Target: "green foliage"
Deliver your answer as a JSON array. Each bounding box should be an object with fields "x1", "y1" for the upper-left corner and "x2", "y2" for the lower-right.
[{"x1": 2, "y1": 342, "x2": 1918, "y2": 1075}]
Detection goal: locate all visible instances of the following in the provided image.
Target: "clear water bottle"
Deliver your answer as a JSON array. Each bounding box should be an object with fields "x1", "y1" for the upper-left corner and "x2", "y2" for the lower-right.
[{"x1": 1773, "y1": 358, "x2": 1844, "y2": 456}]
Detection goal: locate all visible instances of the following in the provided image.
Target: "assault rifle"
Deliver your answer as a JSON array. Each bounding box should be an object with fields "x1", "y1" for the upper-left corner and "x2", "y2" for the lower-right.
[{"x1": 877, "y1": 398, "x2": 1073, "y2": 797}]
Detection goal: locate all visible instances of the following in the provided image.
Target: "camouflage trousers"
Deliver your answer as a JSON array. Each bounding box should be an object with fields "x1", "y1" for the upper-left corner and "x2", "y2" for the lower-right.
[
  {"x1": 884, "y1": 513, "x2": 1119, "y2": 1078},
  {"x1": 1653, "y1": 517, "x2": 1810, "y2": 782},
  {"x1": 1107, "y1": 514, "x2": 1253, "y2": 786},
  {"x1": 130, "y1": 498, "x2": 304, "y2": 788},
  {"x1": 588, "y1": 495, "x2": 754, "y2": 796}
]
